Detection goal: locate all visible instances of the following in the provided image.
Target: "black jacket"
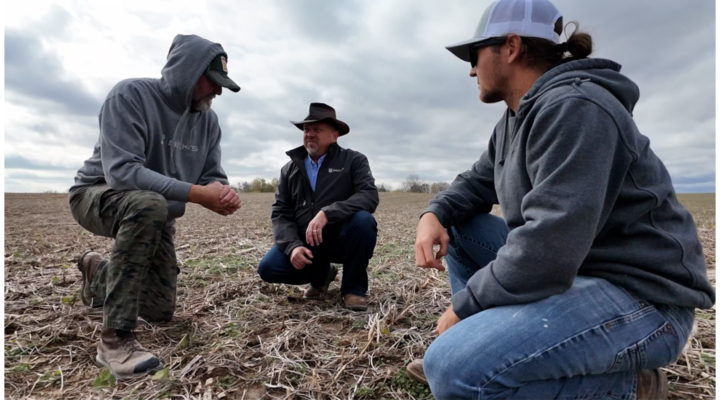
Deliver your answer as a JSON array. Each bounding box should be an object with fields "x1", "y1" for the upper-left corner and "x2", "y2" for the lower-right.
[{"x1": 272, "y1": 143, "x2": 379, "y2": 256}]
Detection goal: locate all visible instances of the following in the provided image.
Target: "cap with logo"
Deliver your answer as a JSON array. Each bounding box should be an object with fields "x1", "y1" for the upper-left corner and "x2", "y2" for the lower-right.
[
  {"x1": 446, "y1": 0, "x2": 563, "y2": 63},
  {"x1": 206, "y1": 54, "x2": 241, "y2": 92}
]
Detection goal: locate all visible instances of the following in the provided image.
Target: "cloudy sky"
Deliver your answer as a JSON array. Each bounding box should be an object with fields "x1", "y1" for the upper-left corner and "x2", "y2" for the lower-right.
[{"x1": 4, "y1": 0, "x2": 716, "y2": 193}]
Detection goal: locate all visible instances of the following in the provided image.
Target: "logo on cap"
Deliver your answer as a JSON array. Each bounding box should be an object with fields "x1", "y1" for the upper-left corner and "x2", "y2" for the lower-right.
[{"x1": 221, "y1": 56, "x2": 227, "y2": 73}]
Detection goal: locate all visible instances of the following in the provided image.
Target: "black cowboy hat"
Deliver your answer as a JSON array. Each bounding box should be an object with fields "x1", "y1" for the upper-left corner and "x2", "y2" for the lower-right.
[{"x1": 290, "y1": 102, "x2": 350, "y2": 136}]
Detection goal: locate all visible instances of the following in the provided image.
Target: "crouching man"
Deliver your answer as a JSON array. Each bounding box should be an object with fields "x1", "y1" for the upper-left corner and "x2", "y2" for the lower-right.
[
  {"x1": 69, "y1": 34, "x2": 242, "y2": 379},
  {"x1": 408, "y1": 0, "x2": 714, "y2": 399},
  {"x1": 257, "y1": 103, "x2": 379, "y2": 311}
]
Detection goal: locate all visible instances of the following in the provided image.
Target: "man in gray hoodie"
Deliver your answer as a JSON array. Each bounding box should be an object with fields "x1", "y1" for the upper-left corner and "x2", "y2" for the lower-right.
[
  {"x1": 69, "y1": 34, "x2": 241, "y2": 379},
  {"x1": 409, "y1": 0, "x2": 715, "y2": 399}
]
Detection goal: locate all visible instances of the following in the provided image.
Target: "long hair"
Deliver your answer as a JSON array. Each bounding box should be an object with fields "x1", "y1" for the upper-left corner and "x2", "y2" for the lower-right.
[{"x1": 493, "y1": 22, "x2": 594, "y2": 72}]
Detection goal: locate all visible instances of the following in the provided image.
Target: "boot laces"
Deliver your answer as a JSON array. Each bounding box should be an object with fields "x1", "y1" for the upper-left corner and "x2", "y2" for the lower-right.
[{"x1": 116, "y1": 330, "x2": 143, "y2": 353}]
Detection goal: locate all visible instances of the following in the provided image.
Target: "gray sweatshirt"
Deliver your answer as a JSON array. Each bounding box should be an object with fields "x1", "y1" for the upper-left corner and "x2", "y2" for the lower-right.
[
  {"x1": 71, "y1": 34, "x2": 230, "y2": 219},
  {"x1": 427, "y1": 58, "x2": 715, "y2": 319}
]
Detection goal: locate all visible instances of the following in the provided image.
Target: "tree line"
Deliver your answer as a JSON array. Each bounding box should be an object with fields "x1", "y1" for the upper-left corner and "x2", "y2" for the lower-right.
[
  {"x1": 233, "y1": 178, "x2": 279, "y2": 193},
  {"x1": 234, "y1": 175, "x2": 449, "y2": 194}
]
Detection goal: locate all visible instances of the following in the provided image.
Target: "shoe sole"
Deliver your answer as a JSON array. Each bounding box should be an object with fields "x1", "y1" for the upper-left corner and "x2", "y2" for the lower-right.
[
  {"x1": 407, "y1": 366, "x2": 428, "y2": 384},
  {"x1": 77, "y1": 250, "x2": 94, "y2": 307},
  {"x1": 95, "y1": 354, "x2": 164, "y2": 381}
]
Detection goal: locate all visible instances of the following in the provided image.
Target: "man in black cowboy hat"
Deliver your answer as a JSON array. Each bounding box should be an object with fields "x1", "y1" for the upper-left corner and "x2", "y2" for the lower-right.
[{"x1": 257, "y1": 102, "x2": 379, "y2": 311}]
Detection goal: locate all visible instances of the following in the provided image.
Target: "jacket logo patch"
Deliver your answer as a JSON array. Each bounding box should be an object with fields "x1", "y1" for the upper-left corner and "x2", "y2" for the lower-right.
[
  {"x1": 328, "y1": 168, "x2": 343, "y2": 173},
  {"x1": 167, "y1": 139, "x2": 198, "y2": 152}
]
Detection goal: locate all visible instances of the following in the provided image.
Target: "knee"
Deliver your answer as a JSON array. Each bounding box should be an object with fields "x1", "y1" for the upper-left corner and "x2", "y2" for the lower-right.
[
  {"x1": 450, "y1": 212, "x2": 501, "y2": 235},
  {"x1": 124, "y1": 191, "x2": 168, "y2": 223},
  {"x1": 257, "y1": 256, "x2": 281, "y2": 283},
  {"x1": 448, "y1": 213, "x2": 508, "y2": 250},
  {"x1": 347, "y1": 211, "x2": 377, "y2": 236}
]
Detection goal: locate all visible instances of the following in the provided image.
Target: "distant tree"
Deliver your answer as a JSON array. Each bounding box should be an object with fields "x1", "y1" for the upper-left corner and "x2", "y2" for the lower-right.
[
  {"x1": 250, "y1": 178, "x2": 266, "y2": 192},
  {"x1": 430, "y1": 182, "x2": 450, "y2": 194},
  {"x1": 261, "y1": 180, "x2": 275, "y2": 192},
  {"x1": 402, "y1": 174, "x2": 427, "y2": 193},
  {"x1": 377, "y1": 183, "x2": 392, "y2": 192},
  {"x1": 241, "y1": 181, "x2": 252, "y2": 193}
]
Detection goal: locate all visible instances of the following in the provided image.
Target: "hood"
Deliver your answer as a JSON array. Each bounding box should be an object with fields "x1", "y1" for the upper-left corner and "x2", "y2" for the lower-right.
[
  {"x1": 519, "y1": 58, "x2": 640, "y2": 116},
  {"x1": 160, "y1": 34, "x2": 228, "y2": 113}
]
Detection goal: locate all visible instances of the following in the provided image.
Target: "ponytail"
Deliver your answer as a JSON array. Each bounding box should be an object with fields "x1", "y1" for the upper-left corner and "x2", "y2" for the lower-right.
[
  {"x1": 561, "y1": 22, "x2": 593, "y2": 59},
  {"x1": 514, "y1": 21, "x2": 594, "y2": 72}
]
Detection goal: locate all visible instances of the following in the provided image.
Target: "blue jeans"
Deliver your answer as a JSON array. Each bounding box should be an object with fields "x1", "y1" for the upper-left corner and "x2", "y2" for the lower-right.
[
  {"x1": 257, "y1": 211, "x2": 377, "y2": 296},
  {"x1": 425, "y1": 213, "x2": 695, "y2": 400}
]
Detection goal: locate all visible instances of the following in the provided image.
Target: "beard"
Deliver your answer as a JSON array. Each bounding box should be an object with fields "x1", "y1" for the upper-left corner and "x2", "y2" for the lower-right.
[
  {"x1": 304, "y1": 142, "x2": 318, "y2": 155},
  {"x1": 193, "y1": 95, "x2": 214, "y2": 112},
  {"x1": 478, "y1": 57, "x2": 508, "y2": 104},
  {"x1": 480, "y1": 87, "x2": 506, "y2": 104}
]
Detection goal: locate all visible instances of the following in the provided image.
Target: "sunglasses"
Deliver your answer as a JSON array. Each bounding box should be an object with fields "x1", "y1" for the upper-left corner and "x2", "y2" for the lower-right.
[{"x1": 468, "y1": 37, "x2": 507, "y2": 68}]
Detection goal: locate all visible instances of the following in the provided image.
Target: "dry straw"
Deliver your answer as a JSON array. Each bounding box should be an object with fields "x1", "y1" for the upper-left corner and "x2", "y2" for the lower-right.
[{"x1": 4, "y1": 193, "x2": 715, "y2": 399}]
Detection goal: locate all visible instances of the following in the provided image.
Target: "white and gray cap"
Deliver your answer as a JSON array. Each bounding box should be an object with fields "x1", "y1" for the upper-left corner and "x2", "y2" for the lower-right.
[{"x1": 446, "y1": 0, "x2": 563, "y2": 62}]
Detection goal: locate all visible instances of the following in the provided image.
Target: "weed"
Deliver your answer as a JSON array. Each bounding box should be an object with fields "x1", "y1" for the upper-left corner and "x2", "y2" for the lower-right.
[
  {"x1": 392, "y1": 369, "x2": 432, "y2": 399},
  {"x1": 93, "y1": 368, "x2": 116, "y2": 389}
]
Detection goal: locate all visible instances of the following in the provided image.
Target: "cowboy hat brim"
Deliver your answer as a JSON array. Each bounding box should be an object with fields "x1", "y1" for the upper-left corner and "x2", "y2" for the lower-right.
[{"x1": 290, "y1": 117, "x2": 350, "y2": 136}]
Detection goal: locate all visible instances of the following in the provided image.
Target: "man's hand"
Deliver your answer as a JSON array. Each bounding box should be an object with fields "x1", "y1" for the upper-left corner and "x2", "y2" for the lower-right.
[
  {"x1": 187, "y1": 182, "x2": 238, "y2": 216},
  {"x1": 218, "y1": 184, "x2": 242, "y2": 212},
  {"x1": 436, "y1": 304, "x2": 460, "y2": 336},
  {"x1": 306, "y1": 210, "x2": 328, "y2": 246},
  {"x1": 290, "y1": 246, "x2": 313, "y2": 269},
  {"x1": 415, "y1": 212, "x2": 449, "y2": 271}
]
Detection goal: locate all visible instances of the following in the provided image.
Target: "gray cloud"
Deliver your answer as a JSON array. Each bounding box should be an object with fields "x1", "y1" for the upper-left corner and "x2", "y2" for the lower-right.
[
  {"x1": 4, "y1": 1, "x2": 715, "y2": 194},
  {"x1": 5, "y1": 155, "x2": 73, "y2": 171},
  {"x1": 277, "y1": 0, "x2": 362, "y2": 44},
  {"x1": 5, "y1": 6, "x2": 102, "y2": 117}
]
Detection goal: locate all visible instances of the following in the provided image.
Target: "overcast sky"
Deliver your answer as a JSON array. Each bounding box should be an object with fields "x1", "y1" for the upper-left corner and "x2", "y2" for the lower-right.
[{"x1": 4, "y1": 0, "x2": 716, "y2": 193}]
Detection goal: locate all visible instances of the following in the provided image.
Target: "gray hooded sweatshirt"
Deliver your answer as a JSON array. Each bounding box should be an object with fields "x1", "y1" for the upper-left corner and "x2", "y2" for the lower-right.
[
  {"x1": 427, "y1": 58, "x2": 715, "y2": 320},
  {"x1": 70, "y1": 34, "x2": 230, "y2": 219}
]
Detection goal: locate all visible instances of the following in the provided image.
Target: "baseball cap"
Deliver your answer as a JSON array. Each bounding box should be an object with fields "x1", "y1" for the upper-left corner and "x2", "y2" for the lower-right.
[
  {"x1": 206, "y1": 54, "x2": 241, "y2": 92},
  {"x1": 446, "y1": 0, "x2": 563, "y2": 62}
]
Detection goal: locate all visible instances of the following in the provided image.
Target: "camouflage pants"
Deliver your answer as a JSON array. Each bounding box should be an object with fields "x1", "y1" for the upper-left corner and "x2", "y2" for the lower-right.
[{"x1": 69, "y1": 184, "x2": 178, "y2": 330}]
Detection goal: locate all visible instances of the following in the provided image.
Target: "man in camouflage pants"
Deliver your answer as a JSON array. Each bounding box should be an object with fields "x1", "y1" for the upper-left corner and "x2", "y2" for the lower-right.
[{"x1": 69, "y1": 34, "x2": 242, "y2": 380}]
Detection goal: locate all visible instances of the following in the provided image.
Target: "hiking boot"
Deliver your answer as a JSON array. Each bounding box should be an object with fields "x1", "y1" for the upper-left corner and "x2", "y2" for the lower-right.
[
  {"x1": 343, "y1": 294, "x2": 368, "y2": 311},
  {"x1": 407, "y1": 359, "x2": 428, "y2": 384},
  {"x1": 636, "y1": 369, "x2": 668, "y2": 400},
  {"x1": 304, "y1": 264, "x2": 339, "y2": 299},
  {"x1": 77, "y1": 251, "x2": 104, "y2": 307},
  {"x1": 96, "y1": 328, "x2": 163, "y2": 380}
]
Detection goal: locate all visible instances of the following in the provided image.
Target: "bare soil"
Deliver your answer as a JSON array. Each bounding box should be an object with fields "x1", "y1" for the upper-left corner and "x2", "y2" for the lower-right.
[{"x1": 4, "y1": 192, "x2": 716, "y2": 399}]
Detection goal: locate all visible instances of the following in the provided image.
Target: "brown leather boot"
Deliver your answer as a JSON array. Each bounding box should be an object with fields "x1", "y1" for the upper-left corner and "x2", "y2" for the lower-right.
[
  {"x1": 407, "y1": 359, "x2": 428, "y2": 384},
  {"x1": 343, "y1": 294, "x2": 367, "y2": 311},
  {"x1": 304, "y1": 264, "x2": 338, "y2": 299},
  {"x1": 77, "y1": 251, "x2": 104, "y2": 307},
  {"x1": 636, "y1": 369, "x2": 668, "y2": 400},
  {"x1": 96, "y1": 328, "x2": 163, "y2": 380}
]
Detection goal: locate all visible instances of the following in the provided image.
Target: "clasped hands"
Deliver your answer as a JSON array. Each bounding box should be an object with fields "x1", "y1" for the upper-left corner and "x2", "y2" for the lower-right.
[{"x1": 188, "y1": 181, "x2": 241, "y2": 216}]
